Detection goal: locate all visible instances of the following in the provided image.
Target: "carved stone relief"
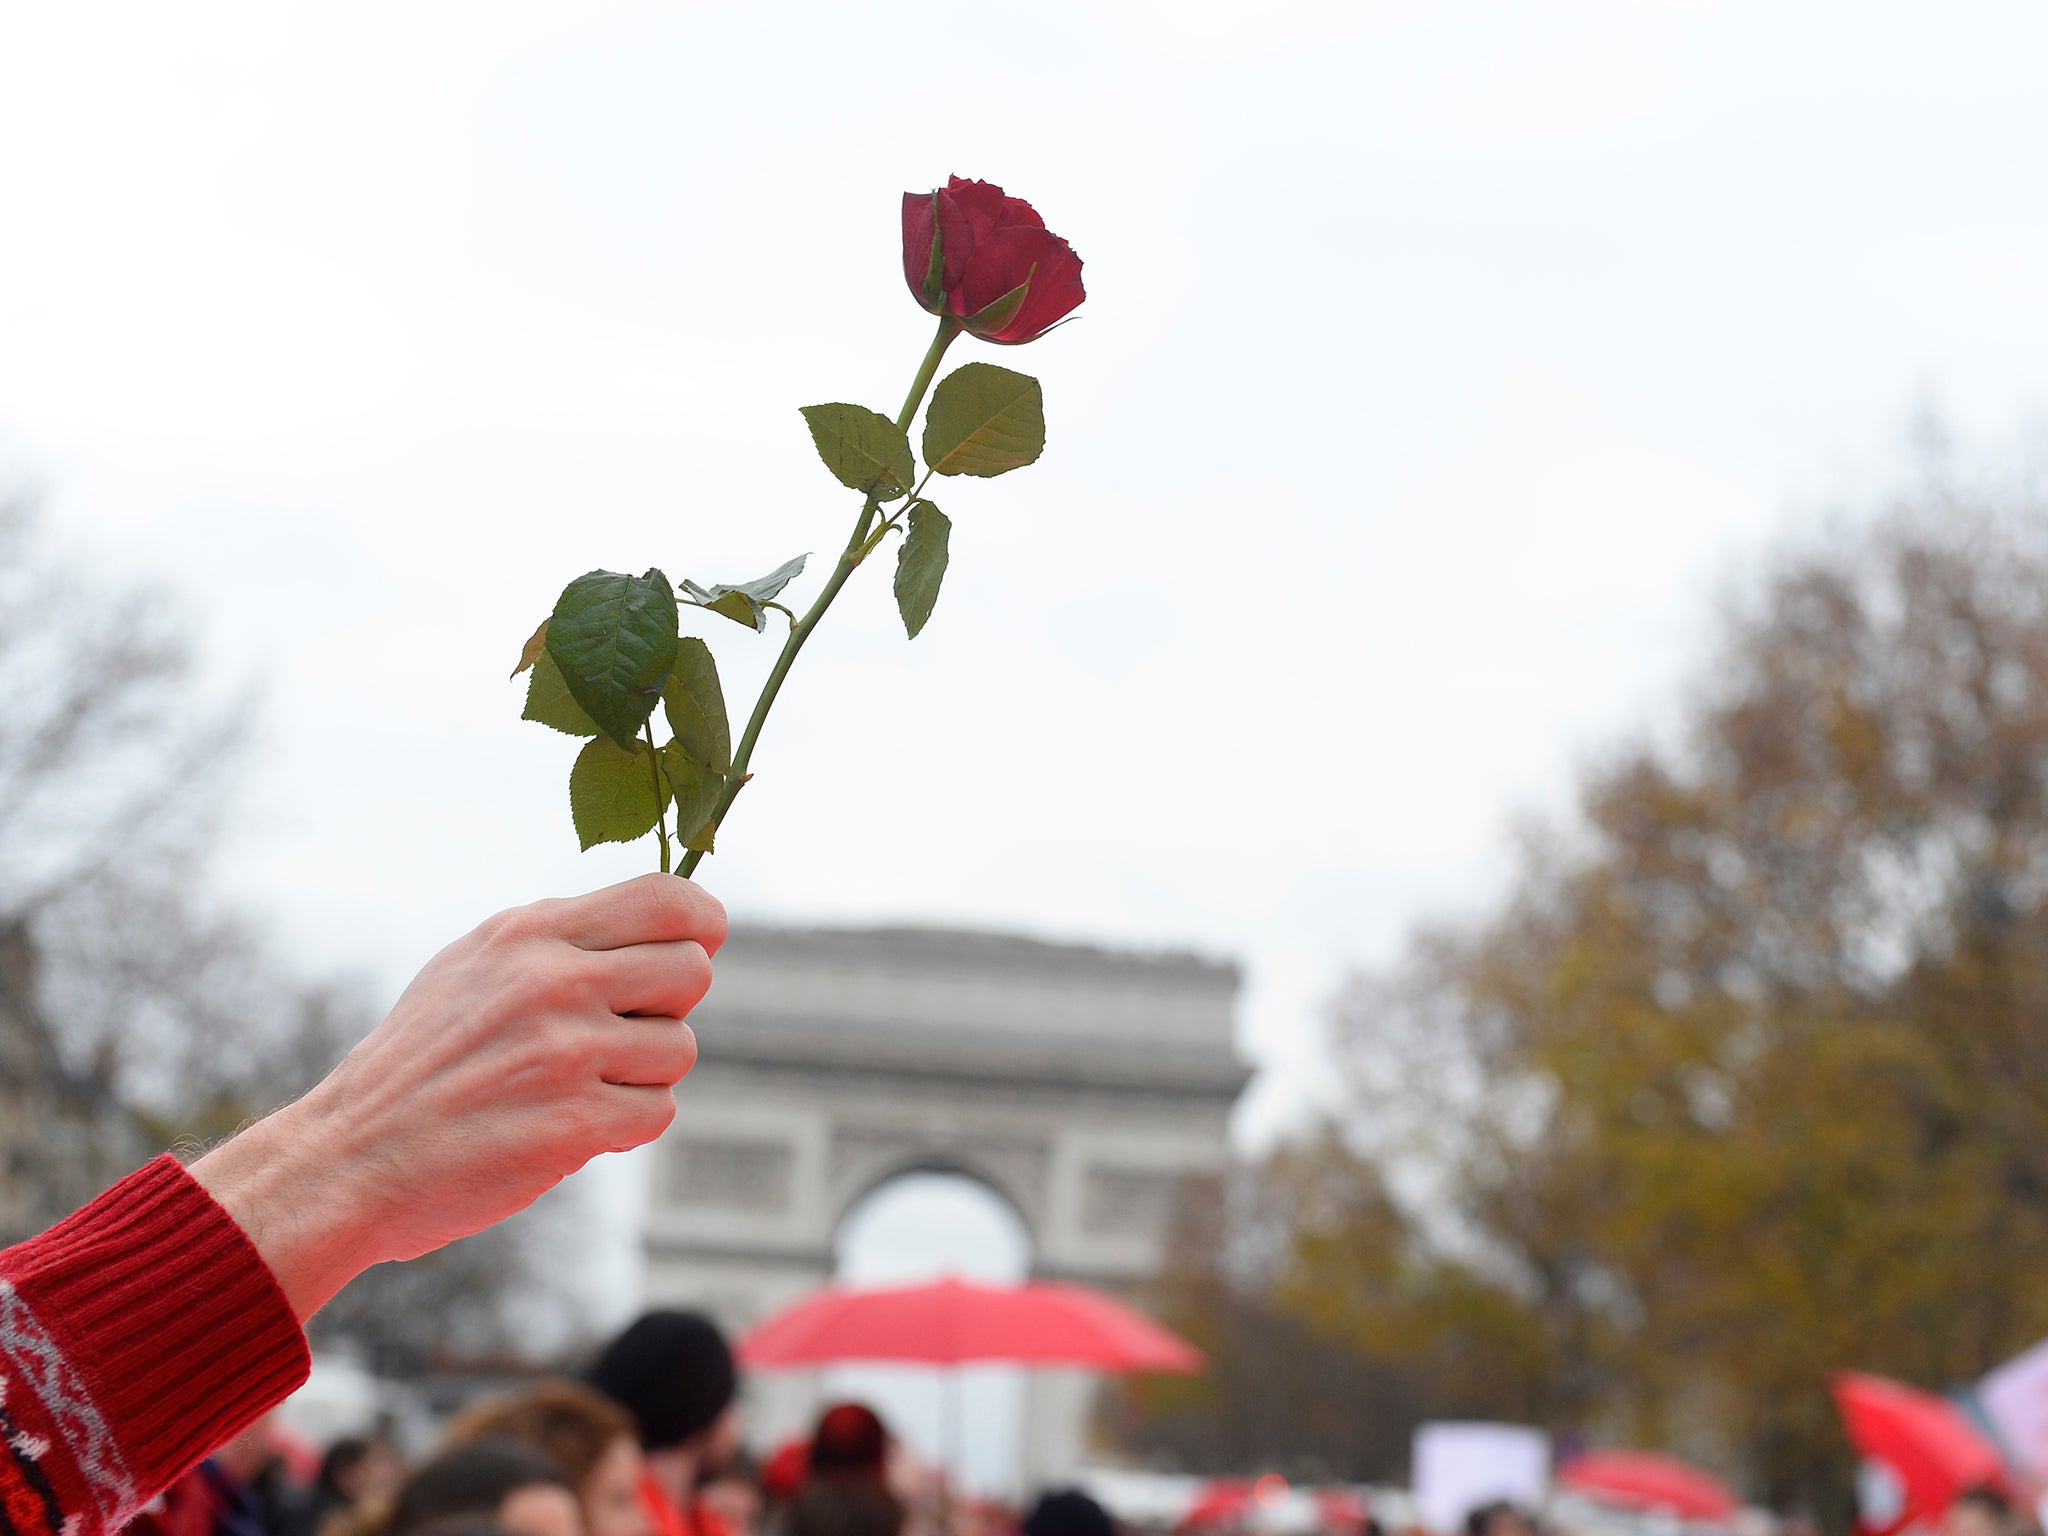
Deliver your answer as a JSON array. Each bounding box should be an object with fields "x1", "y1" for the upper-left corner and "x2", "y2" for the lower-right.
[
  {"x1": 827, "y1": 1122, "x2": 1051, "y2": 1235},
  {"x1": 1079, "y1": 1166, "x2": 1186, "y2": 1240},
  {"x1": 666, "y1": 1136, "x2": 796, "y2": 1212}
]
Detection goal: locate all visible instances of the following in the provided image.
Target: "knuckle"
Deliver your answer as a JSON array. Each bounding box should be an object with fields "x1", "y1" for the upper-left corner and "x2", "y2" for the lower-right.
[
  {"x1": 480, "y1": 899, "x2": 549, "y2": 950},
  {"x1": 651, "y1": 1024, "x2": 708, "y2": 1081},
  {"x1": 557, "y1": 951, "x2": 611, "y2": 1007},
  {"x1": 630, "y1": 873, "x2": 681, "y2": 927},
  {"x1": 692, "y1": 890, "x2": 730, "y2": 956},
  {"x1": 537, "y1": 1018, "x2": 590, "y2": 1075},
  {"x1": 675, "y1": 941, "x2": 714, "y2": 1002},
  {"x1": 470, "y1": 908, "x2": 518, "y2": 949},
  {"x1": 627, "y1": 871, "x2": 728, "y2": 949},
  {"x1": 505, "y1": 966, "x2": 578, "y2": 1028}
]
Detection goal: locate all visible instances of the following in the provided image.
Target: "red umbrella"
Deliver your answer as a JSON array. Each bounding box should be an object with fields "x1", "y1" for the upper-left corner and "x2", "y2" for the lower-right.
[
  {"x1": 737, "y1": 1275, "x2": 1204, "y2": 1372},
  {"x1": 1315, "y1": 1488, "x2": 1374, "y2": 1534},
  {"x1": 1559, "y1": 1450, "x2": 1740, "y2": 1521},
  {"x1": 1832, "y1": 1372, "x2": 2011, "y2": 1532},
  {"x1": 1180, "y1": 1479, "x2": 1253, "y2": 1532}
]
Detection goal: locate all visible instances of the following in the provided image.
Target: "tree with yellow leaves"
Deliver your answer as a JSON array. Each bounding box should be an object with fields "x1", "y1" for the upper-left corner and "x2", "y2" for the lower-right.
[{"x1": 1321, "y1": 478, "x2": 2048, "y2": 1508}]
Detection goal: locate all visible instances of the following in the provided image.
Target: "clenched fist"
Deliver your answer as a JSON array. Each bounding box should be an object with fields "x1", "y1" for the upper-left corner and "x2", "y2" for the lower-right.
[{"x1": 193, "y1": 874, "x2": 726, "y2": 1318}]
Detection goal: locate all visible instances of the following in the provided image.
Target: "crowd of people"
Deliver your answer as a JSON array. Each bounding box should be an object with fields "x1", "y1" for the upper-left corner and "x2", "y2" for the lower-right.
[{"x1": 121, "y1": 1307, "x2": 1119, "y2": 1536}]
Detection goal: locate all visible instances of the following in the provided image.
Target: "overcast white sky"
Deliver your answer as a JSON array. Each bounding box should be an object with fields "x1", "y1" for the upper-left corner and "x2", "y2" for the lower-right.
[{"x1": 6, "y1": 0, "x2": 2048, "y2": 1426}]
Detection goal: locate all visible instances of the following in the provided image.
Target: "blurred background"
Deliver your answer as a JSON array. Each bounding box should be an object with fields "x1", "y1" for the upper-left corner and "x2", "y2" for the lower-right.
[{"x1": 7, "y1": 0, "x2": 2048, "y2": 1530}]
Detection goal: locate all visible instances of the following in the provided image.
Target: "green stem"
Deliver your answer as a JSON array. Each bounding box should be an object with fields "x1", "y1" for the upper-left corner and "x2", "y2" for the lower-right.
[
  {"x1": 676, "y1": 317, "x2": 961, "y2": 879},
  {"x1": 645, "y1": 719, "x2": 672, "y2": 874},
  {"x1": 897, "y1": 316, "x2": 961, "y2": 432}
]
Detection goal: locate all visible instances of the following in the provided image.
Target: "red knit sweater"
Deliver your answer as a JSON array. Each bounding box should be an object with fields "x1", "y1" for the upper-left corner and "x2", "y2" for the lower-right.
[{"x1": 0, "y1": 1156, "x2": 311, "y2": 1536}]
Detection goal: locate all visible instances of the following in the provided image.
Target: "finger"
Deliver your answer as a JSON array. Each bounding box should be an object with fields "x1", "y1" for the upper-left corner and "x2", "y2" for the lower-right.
[
  {"x1": 593, "y1": 938, "x2": 714, "y2": 1018},
  {"x1": 554, "y1": 872, "x2": 729, "y2": 954},
  {"x1": 593, "y1": 1083, "x2": 680, "y2": 1151},
  {"x1": 593, "y1": 1017, "x2": 699, "y2": 1088}
]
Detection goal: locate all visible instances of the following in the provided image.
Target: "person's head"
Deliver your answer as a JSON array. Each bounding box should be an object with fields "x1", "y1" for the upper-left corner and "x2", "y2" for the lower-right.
[
  {"x1": 1465, "y1": 1504, "x2": 1537, "y2": 1536},
  {"x1": 808, "y1": 1405, "x2": 887, "y2": 1480},
  {"x1": 787, "y1": 1478, "x2": 905, "y2": 1536},
  {"x1": 698, "y1": 1455, "x2": 764, "y2": 1536},
  {"x1": 444, "y1": 1380, "x2": 651, "y2": 1536},
  {"x1": 391, "y1": 1438, "x2": 584, "y2": 1536},
  {"x1": 325, "y1": 1437, "x2": 404, "y2": 1505},
  {"x1": 1947, "y1": 1487, "x2": 2015, "y2": 1536},
  {"x1": 1023, "y1": 1490, "x2": 1115, "y2": 1536},
  {"x1": 587, "y1": 1312, "x2": 741, "y2": 1500}
]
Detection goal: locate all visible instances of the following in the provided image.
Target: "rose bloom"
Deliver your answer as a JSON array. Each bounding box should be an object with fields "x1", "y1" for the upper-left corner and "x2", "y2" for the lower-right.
[{"x1": 902, "y1": 175, "x2": 1085, "y2": 344}]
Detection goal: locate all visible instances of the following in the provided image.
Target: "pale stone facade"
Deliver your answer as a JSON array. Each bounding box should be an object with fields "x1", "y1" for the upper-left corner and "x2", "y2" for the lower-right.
[{"x1": 641, "y1": 925, "x2": 1246, "y2": 1486}]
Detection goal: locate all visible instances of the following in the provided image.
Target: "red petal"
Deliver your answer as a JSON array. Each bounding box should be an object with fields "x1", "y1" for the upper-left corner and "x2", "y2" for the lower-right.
[
  {"x1": 994, "y1": 192, "x2": 1046, "y2": 233},
  {"x1": 952, "y1": 224, "x2": 1057, "y2": 321},
  {"x1": 934, "y1": 194, "x2": 973, "y2": 294},
  {"x1": 987, "y1": 235, "x2": 1084, "y2": 343},
  {"x1": 946, "y1": 174, "x2": 1012, "y2": 227},
  {"x1": 901, "y1": 192, "x2": 940, "y2": 310}
]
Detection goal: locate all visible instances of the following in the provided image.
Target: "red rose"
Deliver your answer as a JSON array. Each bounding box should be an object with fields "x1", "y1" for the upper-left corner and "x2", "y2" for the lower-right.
[{"x1": 901, "y1": 176, "x2": 1085, "y2": 345}]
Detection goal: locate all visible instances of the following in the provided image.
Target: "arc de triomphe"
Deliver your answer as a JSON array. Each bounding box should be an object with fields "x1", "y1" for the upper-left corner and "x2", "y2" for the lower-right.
[{"x1": 640, "y1": 924, "x2": 1247, "y2": 1484}]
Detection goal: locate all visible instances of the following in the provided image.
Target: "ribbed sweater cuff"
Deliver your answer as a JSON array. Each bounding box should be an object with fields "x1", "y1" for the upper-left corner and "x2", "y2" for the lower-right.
[{"x1": 0, "y1": 1154, "x2": 311, "y2": 1515}]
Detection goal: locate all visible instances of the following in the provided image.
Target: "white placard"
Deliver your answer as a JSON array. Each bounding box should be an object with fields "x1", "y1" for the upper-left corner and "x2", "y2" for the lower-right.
[
  {"x1": 1413, "y1": 1422, "x2": 1551, "y2": 1536},
  {"x1": 1981, "y1": 1337, "x2": 2048, "y2": 1475}
]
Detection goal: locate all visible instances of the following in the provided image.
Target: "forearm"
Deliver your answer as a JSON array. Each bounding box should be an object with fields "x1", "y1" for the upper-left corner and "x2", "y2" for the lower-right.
[{"x1": 189, "y1": 1085, "x2": 385, "y2": 1321}]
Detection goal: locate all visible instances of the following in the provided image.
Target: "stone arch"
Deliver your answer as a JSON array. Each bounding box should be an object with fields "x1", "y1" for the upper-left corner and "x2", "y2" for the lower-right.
[
  {"x1": 639, "y1": 924, "x2": 1245, "y2": 1487},
  {"x1": 826, "y1": 1136, "x2": 1045, "y2": 1254},
  {"x1": 827, "y1": 1163, "x2": 1032, "y2": 1286}
]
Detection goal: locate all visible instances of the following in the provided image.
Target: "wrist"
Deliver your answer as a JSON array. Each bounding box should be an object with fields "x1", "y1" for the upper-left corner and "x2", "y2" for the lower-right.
[{"x1": 189, "y1": 1086, "x2": 384, "y2": 1321}]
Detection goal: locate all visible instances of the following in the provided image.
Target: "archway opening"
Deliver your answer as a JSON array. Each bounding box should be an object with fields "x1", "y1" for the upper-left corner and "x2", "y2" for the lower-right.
[{"x1": 829, "y1": 1170, "x2": 1031, "y2": 1498}]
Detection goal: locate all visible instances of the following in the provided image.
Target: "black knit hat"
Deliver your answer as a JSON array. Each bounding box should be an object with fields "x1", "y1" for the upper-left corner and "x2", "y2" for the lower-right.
[
  {"x1": 1023, "y1": 1490, "x2": 1115, "y2": 1536},
  {"x1": 587, "y1": 1310, "x2": 738, "y2": 1451}
]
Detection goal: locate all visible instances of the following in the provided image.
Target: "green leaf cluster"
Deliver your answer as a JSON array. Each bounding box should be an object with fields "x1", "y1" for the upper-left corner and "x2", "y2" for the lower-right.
[
  {"x1": 797, "y1": 361, "x2": 1043, "y2": 640},
  {"x1": 513, "y1": 327, "x2": 1059, "y2": 870},
  {"x1": 515, "y1": 564, "x2": 783, "y2": 855}
]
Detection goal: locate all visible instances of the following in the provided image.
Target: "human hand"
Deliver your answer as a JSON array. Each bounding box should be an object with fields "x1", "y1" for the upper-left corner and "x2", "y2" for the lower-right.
[{"x1": 193, "y1": 873, "x2": 725, "y2": 1319}]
